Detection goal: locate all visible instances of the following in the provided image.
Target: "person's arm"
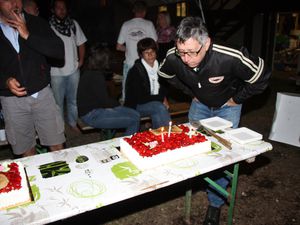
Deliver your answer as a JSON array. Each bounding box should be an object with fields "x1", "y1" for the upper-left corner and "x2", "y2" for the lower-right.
[
  {"x1": 230, "y1": 47, "x2": 271, "y2": 104},
  {"x1": 10, "y1": 13, "x2": 64, "y2": 59},
  {"x1": 116, "y1": 23, "x2": 126, "y2": 52},
  {"x1": 78, "y1": 43, "x2": 85, "y2": 68},
  {"x1": 163, "y1": 76, "x2": 194, "y2": 98},
  {"x1": 74, "y1": 20, "x2": 87, "y2": 68},
  {"x1": 116, "y1": 43, "x2": 125, "y2": 52},
  {"x1": 163, "y1": 97, "x2": 169, "y2": 109},
  {"x1": 7, "y1": 11, "x2": 29, "y2": 39},
  {"x1": 226, "y1": 98, "x2": 238, "y2": 106},
  {"x1": 124, "y1": 66, "x2": 141, "y2": 108},
  {"x1": 6, "y1": 78, "x2": 27, "y2": 96},
  {"x1": 158, "y1": 53, "x2": 194, "y2": 98}
]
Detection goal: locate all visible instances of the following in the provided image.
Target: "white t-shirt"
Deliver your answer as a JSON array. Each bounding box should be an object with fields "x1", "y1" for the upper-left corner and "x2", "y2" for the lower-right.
[
  {"x1": 50, "y1": 20, "x2": 87, "y2": 76},
  {"x1": 117, "y1": 18, "x2": 157, "y2": 66}
]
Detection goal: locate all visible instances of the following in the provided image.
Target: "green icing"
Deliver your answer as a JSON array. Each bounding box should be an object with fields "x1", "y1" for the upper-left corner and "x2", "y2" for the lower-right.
[
  {"x1": 28, "y1": 175, "x2": 36, "y2": 182},
  {"x1": 111, "y1": 162, "x2": 141, "y2": 180},
  {"x1": 68, "y1": 179, "x2": 106, "y2": 198},
  {"x1": 211, "y1": 142, "x2": 222, "y2": 152},
  {"x1": 31, "y1": 184, "x2": 41, "y2": 201}
]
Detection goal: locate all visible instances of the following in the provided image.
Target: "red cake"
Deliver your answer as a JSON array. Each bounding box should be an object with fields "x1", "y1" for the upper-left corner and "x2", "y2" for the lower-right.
[
  {"x1": 0, "y1": 161, "x2": 32, "y2": 210},
  {"x1": 120, "y1": 125, "x2": 211, "y2": 170}
]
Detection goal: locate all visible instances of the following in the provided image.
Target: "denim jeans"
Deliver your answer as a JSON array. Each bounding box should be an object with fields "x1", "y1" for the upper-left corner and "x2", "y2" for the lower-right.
[
  {"x1": 136, "y1": 101, "x2": 171, "y2": 129},
  {"x1": 188, "y1": 99, "x2": 242, "y2": 208},
  {"x1": 121, "y1": 63, "x2": 133, "y2": 102},
  {"x1": 81, "y1": 106, "x2": 140, "y2": 136},
  {"x1": 51, "y1": 69, "x2": 80, "y2": 127}
]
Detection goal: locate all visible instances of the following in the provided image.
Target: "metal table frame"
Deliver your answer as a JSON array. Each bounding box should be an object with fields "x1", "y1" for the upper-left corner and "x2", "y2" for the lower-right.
[{"x1": 184, "y1": 163, "x2": 239, "y2": 225}]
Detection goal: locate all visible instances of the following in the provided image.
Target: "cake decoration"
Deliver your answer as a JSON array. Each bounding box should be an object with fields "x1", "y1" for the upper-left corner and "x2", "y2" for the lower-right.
[
  {"x1": 0, "y1": 162, "x2": 22, "y2": 193},
  {"x1": 123, "y1": 125, "x2": 208, "y2": 157},
  {"x1": 0, "y1": 174, "x2": 9, "y2": 190},
  {"x1": 0, "y1": 161, "x2": 32, "y2": 210}
]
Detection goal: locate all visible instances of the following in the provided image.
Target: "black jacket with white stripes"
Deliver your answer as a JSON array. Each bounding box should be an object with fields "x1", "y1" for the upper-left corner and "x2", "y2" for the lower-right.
[{"x1": 158, "y1": 43, "x2": 271, "y2": 108}]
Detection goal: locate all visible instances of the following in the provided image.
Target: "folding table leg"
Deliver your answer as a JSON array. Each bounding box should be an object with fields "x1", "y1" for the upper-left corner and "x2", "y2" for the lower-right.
[
  {"x1": 184, "y1": 188, "x2": 192, "y2": 224},
  {"x1": 203, "y1": 163, "x2": 239, "y2": 225},
  {"x1": 183, "y1": 163, "x2": 239, "y2": 225},
  {"x1": 227, "y1": 163, "x2": 239, "y2": 225}
]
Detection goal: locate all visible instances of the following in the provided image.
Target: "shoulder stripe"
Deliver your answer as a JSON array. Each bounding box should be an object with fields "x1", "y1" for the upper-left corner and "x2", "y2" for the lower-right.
[
  {"x1": 157, "y1": 71, "x2": 176, "y2": 79},
  {"x1": 166, "y1": 46, "x2": 176, "y2": 57},
  {"x1": 212, "y1": 44, "x2": 258, "y2": 72},
  {"x1": 158, "y1": 61, "x2": 176, "y2": 78},
  {"x1": 246, "y1": 57, "x2": 264, "y2": 83},
  {"x1": 157, "y1": 63, "x2": 175, "y2": 79},
  {"x1": 158, "y1": 48, "x2": 176, "y2": 79}
]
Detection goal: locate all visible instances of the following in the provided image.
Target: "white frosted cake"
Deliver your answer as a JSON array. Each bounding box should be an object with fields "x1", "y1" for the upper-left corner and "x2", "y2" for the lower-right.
[
  {"x1": 120, "y1": 125, "x2": 211, "y2": 170},
  {"x1": 0, "y1": 161, "x2": 32, "y2": 210}
]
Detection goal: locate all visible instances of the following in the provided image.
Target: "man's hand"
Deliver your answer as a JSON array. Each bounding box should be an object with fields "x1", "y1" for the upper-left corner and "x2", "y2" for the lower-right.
[
  {"x1": 116, "y1": 43, "x2": 126, "y2": 52},
  {"x1": 7, "y1": 11, "x2": 29, "y2": 40},
  {"x1": 6, "y1": 78, "x2": 27, "y2": 96},
  {"x1": 226, "y1": 98, "x2": 238, "y2": 106},
  {"x1": 163, "y1": 97, "x2": 169, "y2": 109}
]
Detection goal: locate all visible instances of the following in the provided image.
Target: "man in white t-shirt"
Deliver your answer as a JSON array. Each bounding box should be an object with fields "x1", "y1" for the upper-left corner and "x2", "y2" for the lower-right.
[
  {"x1": 116, "y1": 0, "x2": 157, "y2": 102},
  {"x1": 49, "y1": 0, "x2": 87, "y2": 132}
]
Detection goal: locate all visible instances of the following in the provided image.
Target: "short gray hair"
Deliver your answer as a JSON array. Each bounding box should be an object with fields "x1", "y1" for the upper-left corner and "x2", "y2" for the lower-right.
[{"x1": 176, "y1": 17, "x2": 209, "y2": 45}]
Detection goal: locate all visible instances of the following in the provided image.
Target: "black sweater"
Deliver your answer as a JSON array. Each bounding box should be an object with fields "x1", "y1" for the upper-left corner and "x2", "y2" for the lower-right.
[
  {"x1": 77, "y1": 70, "x2": 119, "y2": 117},
  {"x1": 0, "y1": 13, "x2": 64, "y2": 96}
]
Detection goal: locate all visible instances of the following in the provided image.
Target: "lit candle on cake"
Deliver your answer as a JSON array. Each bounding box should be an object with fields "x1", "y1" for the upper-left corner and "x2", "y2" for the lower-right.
[
  {"x1": 168, "y1": 121, "x2": 172, "y2": 138},
  {"x1": 161, "y1": 127, "x2": 164, "y2": 142},
  {"x1": 189, "y1": 127, "x2": 192, "y2": 138}
]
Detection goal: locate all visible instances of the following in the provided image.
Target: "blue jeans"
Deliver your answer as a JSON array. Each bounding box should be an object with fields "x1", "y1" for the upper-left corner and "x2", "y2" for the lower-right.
[
  {"x1": 51, "y1": 69, "x2": 80, "y2": 127},
  {"x1": 81, "y1": 106, "x2": 140, "y2": 136},
  {"x1": 188, "y1": 99, "x2": 242, "y2": 208},
  {"x1": 121, "y1": 63, "x2": 133, "y2": 102},
  {"x1": 136, "y1": 101, "x2": 171, "y2": 129}
]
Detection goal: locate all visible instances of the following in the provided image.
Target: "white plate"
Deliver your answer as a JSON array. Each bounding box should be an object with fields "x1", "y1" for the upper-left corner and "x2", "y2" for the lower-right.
[
  {"x1": 200, "y1": 116, "x2": 233, "y2": 131},
  {"x1": 226, "y1": 127, "x2": 263, "y2": 144}
]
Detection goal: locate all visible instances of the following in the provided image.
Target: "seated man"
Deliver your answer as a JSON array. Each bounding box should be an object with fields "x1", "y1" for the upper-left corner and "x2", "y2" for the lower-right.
[
  {"x1": 77, "y1": 45, "x2": 140, "y2": 136},
  {"x1": 124, "y1": 38, "x2": 171, "y2": 129}
]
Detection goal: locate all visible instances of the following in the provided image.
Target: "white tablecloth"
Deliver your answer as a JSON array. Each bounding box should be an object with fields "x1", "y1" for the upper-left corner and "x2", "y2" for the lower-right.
[{"x1": 0, "y1": 132, "x2": 272, "y2": 225}]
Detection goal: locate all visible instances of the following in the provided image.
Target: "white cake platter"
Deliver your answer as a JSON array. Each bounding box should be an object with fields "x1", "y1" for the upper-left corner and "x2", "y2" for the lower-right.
[
  {"x1": 226, "y1": 127, "x2": 263, "y2": 144},
  {"x1": 200, "y1": 116, "x2": 233, "y2": 131}
]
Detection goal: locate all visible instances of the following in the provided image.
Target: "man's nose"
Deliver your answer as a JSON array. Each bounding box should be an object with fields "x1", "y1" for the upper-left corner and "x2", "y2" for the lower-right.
[{"x1": 182, "y1": 55, "x2": 190, "y2": 63}]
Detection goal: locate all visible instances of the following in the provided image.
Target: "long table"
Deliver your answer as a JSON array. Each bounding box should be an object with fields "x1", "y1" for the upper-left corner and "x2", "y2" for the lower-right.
[{"x1": 0, "y1": 128, "x2": 272, "y2": 225}]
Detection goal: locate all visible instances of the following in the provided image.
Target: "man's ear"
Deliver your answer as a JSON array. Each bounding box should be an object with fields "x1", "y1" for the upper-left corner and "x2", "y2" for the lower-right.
[{"x1": 204, "y1": 37, "x2": 211, "y2": 51}]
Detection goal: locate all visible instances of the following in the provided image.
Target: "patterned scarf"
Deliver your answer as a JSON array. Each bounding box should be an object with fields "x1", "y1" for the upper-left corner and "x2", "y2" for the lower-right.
[{"x1": 49, "y1": 14, "x2": 76, "y2": 37}]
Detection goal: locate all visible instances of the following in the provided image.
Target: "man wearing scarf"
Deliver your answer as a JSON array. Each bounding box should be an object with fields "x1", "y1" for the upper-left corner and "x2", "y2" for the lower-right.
[{"x1": 49, "y1": 0, "x2": 87, "y2": 132}]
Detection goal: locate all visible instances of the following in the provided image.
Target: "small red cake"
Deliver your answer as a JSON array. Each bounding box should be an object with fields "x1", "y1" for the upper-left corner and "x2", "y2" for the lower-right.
[{"x1": 0, "y1": 162, "x2": 32, "y2": 210}]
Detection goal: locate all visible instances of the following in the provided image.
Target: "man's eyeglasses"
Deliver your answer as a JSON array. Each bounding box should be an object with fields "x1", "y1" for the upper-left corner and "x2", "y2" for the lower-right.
[{"x1": 175, "y1": 45, "x2": 203, "y2": 57}]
